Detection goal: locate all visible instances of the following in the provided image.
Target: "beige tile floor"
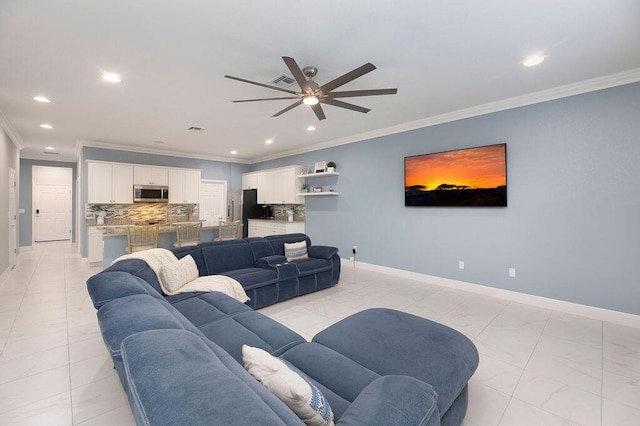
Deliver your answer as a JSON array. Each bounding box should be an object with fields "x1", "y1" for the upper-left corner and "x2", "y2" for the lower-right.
[{"x1": 1, "y1": 241, "x2": 639, "y2": 425}]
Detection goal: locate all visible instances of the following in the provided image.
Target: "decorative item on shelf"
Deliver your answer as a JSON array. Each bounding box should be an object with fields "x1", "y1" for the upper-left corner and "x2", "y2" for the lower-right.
[
  {"x1": 312, "y1": 186, "x2": 323, "y2": 193},
  {"x1": 301, "y1": 183, "x2": 309, "y2": 193},
  {"x1": 91, "y1": 204, "x2": 107, "y2": 225},
  {"x1": 314, "y1": 161, "x2": 327, "y2": 173},
  {"x1": 286, "y1": 206, "x2": 297, "y2": 222},
  {"x1": 301, "y1": 167, "x2": 309, "y2": 175},
  {"x1": 328, "y1": 186, "x2": 334, "y2": 192},
  {"x1": 326, "y1": 161, "x2": 336, "y2": 173}
]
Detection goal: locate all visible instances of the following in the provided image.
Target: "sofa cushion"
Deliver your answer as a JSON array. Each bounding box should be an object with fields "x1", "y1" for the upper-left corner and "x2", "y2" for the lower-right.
[
  {"x1": 103, "y1": 258, "x2": 164, "y2": 294},
  {"x1": 97, "y1": 295, "x2": 201, "y2": 360},
  {"x1": 121, "y1": 330, "x2": 305, "y2": 426},
  {"x1": 293, "y1": 259, "x2": 332, "y2": 276},
  {"x1": 284, "y1": 241, "x2": 309, "y2": 262},
  {"x1": 266, "y1": 233, "x2": 312, "y2": 256},
  {"x1": 202, "y1": 240, "x2": 256, "y2": 274},
  {"x1": 172, "y1": 246, "x2": 208, "y2": 276},
  {"x1": 159, "y1": 255, "x2": 199, "y2": 294},
  {"x1": 87, "y1": 271, "x2": 161, "y2": 308},
  {"x1": 243, "y1": 345, "x2": 334, "y2": 426},
  {"x1": 224, "y1": 268, "x2": 278, "y2": 290}
]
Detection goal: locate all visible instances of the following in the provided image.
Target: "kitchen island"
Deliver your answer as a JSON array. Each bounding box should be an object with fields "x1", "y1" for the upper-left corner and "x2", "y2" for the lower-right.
[{"x1": 90, "y1": 221, "x2": 242, "y2": 269}]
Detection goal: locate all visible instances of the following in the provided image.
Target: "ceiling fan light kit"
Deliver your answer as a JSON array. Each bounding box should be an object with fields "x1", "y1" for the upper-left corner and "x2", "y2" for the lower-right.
[{"x1": 225, "y1": 56, "x2": 397, "y2": 121}]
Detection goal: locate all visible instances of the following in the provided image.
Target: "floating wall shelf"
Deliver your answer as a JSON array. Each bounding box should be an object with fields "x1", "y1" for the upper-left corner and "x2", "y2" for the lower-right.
[
  {"x1": 297, "y1": 192, "x2": 339, "y2": 196},
  {"x1": 296, "y1": 172, "x2": 340, "y2": 178}
]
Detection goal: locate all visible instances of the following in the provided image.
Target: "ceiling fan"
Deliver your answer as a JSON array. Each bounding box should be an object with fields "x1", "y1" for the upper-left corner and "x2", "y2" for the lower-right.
[{"x1": 225, "y1": 56, "x2": 397, "y2": 121}]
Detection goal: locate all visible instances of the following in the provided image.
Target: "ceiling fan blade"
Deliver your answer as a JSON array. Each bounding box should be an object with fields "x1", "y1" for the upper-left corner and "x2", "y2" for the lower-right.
[
  {"x1": 310, "y1": 103, "x2": 326, "y2": 121},
  {"x1": 321, "y1": 98, "x2": 370, "y2": 114},
  {"x1": 282, "y1": 57, "x2": 313, "y2": 94},
  {"x1": 225, "y1": 75, "x2": 300, "y2": 95},
  {"x1": 233, "y1": 96, "x2": 299, "y2": 103},
  {"x1": 328, "y1": 88, "x2": 397, "y2": 98},
  {"x1": 318, "y1": 63, "x2": 377, "y2": 94},
  {"x1": 272, "y1": 100, "x2": 303, "y2": 117}
]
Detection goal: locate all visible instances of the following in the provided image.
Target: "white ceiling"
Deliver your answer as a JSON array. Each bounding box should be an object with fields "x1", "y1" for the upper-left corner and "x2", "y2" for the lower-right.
[{"x1": 1, "y1": 0, "x2": 639, "y2": 163}]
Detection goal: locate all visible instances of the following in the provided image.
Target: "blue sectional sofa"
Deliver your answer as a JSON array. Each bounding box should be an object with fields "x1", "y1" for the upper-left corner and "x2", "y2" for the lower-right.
[
  {"x1": 87, "y1": 233, "x2": 479, "y2": 425},
  {"x1": 138, "y1": 233, "x2": 340, "y2": 309}
]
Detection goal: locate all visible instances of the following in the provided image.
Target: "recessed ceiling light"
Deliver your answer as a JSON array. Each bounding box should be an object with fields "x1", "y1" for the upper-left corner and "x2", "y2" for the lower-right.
[
  {"x1": 102, "y1": 72, "x2": 121, "y2": 83},
  {"x1": 265, "y1": 139, "x2": 273, "y2": 144},
  {"x1": 33, "y1": 96, "x2": 51, "y2": 103},
  {"x1": 45, "y1": 146, "x2": 55, "y2": 150},
  {"x1": 521, "y1": 54, "x2": 545, "y2": 67},
  {"x1": 40, "y1": 124, "x2": 53, "y2": 129},
  {"x1": 230, "y1": 150, "x2": 238, "y2": 155},
  {"x1": 306, "y1": 126, "x2": 316, "y2": 132}
]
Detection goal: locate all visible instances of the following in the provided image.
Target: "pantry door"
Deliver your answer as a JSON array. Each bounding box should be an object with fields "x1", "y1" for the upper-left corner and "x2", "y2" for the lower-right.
[{"x1": 200, "y1": 180, "x2": 227, "y2": 224}]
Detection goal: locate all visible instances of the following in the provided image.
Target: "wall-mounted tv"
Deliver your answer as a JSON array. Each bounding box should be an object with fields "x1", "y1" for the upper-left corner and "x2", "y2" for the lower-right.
[{"x1": 405, "y1": 143, "x2": 507, "y2": 207}]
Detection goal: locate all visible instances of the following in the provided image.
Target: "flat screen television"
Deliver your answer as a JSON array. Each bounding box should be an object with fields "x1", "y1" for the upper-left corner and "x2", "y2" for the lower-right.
[{"x1": 405, "y1": 143, "x2": 507, "y2": 207}]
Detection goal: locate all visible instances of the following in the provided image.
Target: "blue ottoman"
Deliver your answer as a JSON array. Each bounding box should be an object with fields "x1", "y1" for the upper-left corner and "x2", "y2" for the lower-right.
[{"x1": 313, "y1": 308, "x2": 479, "y2": 426}]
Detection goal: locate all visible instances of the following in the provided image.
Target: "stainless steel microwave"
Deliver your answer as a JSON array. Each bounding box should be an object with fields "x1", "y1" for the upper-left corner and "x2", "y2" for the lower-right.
[{"x1": 133, "y1": 185, "x2": 169, "y2": 203}]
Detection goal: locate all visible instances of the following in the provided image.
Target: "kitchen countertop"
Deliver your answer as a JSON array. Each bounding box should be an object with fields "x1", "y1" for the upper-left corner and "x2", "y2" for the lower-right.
[
  {"x1": 248, "y1": 218, "x2": 305, "y2": 224},
  {"x1": 89, "y1": 220, "x2": 242, "y2": 236}
]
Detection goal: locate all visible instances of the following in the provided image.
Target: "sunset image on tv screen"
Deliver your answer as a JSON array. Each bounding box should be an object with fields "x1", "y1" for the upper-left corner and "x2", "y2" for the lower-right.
[{"x1": 405, "y1": 143, "x2": 507, "y2": 207}]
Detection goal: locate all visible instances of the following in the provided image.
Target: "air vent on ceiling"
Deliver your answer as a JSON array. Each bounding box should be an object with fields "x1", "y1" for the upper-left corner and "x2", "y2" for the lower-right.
[
  {"x1": 43, "y1": 151, "x2": 60, "y2": 155},
  {"x1": 188, "y1": 126, "x2": 204, "y2": 132},
  {"x1": 272, "y1": 74, "x2": 296, "y2": 87}
]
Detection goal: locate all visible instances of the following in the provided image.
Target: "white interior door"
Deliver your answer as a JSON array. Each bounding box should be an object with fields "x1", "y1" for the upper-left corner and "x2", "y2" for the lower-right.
[
  {"x1": 9, "y1": 168, "x2": 17, "y2": 267},
  {"x1": 35, "y1": 184, "x2": 71, "y2": 242},
  {"x1": 200, "y1": 180, "x2": 227, "y2": 224}
]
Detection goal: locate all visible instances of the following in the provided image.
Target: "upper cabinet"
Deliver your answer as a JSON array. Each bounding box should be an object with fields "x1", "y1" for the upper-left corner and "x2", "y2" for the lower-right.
[
  {"x1": 169, "y1": 169, "x2": 201, "y2": 204},
  {"x1": 242, "y1": 173, "x2": 258, "y2": 190},
  {"x1": 244, "y1": 166, "x2": 303, "y2": 204},
  {"x1": 88, "y1": 162, "x2": 133, "y2": 204},
  {"x1": 134, "y1": 166, "x2": 169, "y2": 186}
]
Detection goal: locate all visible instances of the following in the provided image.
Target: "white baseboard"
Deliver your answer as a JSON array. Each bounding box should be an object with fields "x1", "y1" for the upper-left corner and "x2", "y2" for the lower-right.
[
  {"x1": 0, "y1": 266, "x2": 11, "y2": 287},
  {"x1": 341, "y1": 259, "x2": 640, "y2": 328}
]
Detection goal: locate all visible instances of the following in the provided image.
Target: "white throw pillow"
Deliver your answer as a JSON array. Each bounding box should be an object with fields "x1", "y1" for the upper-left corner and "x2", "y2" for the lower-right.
[
  {"x1": 284, "y1": 241, "x2": 309, "y2": 262},
  {"x1": 159, "y1": 255, "x2": 199, "y2": 294},
  {"x1": 242, "y1": 345, "x2": 334, "y2": 426}
]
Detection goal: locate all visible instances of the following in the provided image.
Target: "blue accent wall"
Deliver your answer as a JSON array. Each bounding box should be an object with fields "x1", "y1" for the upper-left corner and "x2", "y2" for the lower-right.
[
  {"x1": 19, "y1": 159, "x2": 77, "y2": 247},
  {"x1": 253, "y1": 83, "x2": 640, "y2": 315}
]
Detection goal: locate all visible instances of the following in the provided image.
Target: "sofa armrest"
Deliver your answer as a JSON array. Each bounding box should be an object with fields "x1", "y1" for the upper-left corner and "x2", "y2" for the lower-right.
[
  {"x1": 87, "y1": 271, "x2": 155, "y2": 309},
  {"x1": 308, "y1": 245, "x2": 338, "y2": 260},
  {"x1": 256, "y1": 256, "x2": 298, "y2": 281},
  {"x1": 336, "y1": 375, "x2": 440, "y2": 426},
  {"x1": 256, "y1": 255, "x2": 288, "y2": 267}
]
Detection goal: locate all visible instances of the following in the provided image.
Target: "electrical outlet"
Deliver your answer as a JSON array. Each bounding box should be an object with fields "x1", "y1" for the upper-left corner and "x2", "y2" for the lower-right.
[
  {"x1": 509, "y1": 268, "x2": 516, "y2": 278},
  {"x1": 349, "y1": 256, "x2": 354, "y2": 262},
  {"x1": 458, "y1": 261, "x2": 465, "y2": 270},
  {"x1": 352, "y1": 245, "x2": 357, "y2": 254}
]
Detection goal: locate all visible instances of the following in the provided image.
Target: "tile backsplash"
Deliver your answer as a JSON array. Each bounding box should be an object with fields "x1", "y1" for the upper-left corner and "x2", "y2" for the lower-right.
[
  {"x1": 271, "y1": 204, "x2": 306, "y2": 219},
  {"x1": 86, "y1": 203, "x2": 197, "y2": 224}
]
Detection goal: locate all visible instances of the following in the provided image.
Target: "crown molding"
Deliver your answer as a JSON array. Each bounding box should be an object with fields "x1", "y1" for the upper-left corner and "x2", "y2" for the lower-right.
[
  {"x1": 251, "y1": 68, "x2": 640, "y2": 164},
  {"x1": 0, "y1": 110, "x2": 24, "y2": 150},
  {"x1": 77, "y1": 140, "x2": 252, "y2": 164}
]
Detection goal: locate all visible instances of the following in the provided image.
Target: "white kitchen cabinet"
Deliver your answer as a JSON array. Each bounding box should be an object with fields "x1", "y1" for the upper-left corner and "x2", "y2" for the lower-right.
[
  {"x1": 256, "y1": 171, "x2": 275, "y2": 204},
  {"x1": 88, "y1": 162, "x2": 133, "y2": 204},
  {"x1": 88, "y1": 227, "x2": 103, "y2": 264},
  {"x1": 247, "y1": 166, "x2": 303, "y2": 204},
  {"x1": 247, "y1": 220, "x2": 305, "y2": 237},
  {"x1": 169, "y1": 169, "x2": 201, "y2": 203},
  {"x1": 242, "y1": 173, "x2": 258, "y2": 190},
  {"x1": 134, "y1": 166, "x2": 168, "y2": 186}
]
